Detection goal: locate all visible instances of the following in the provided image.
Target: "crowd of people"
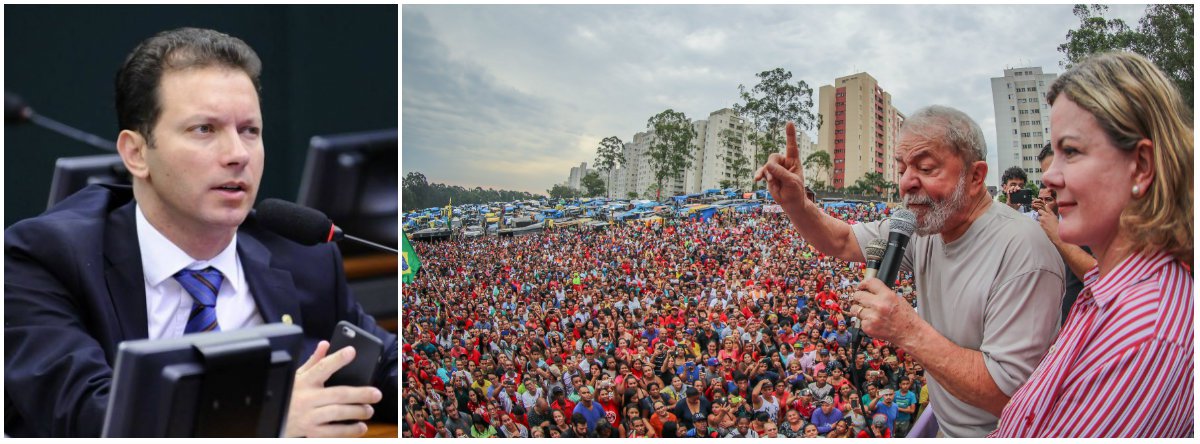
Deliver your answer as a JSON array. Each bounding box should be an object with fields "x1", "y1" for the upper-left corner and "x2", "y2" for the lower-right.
[
  {"x1": 401, "y1": 51, "x2": 1194, "y2": 439},
  {"x1": 402, "y1": 203, "x2": 930, "y2": 438}
]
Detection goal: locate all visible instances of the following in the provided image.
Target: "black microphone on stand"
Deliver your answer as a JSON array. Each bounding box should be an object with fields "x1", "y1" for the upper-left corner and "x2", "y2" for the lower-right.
[
  {"x1": 6, "y1": 91, "x2": 116, "y2": 152},
  {"x1": 875, "y1": 209, "x2": 917, "y2": 288},
  {"x1": 253, "y1": 198, "x2": 398, "y2": 254}
]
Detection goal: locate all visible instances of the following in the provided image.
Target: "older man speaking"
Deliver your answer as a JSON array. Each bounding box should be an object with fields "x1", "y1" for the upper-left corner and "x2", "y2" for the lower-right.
[{"x1": 755, "y1": 105, "x2": 1063, "y2": 437}]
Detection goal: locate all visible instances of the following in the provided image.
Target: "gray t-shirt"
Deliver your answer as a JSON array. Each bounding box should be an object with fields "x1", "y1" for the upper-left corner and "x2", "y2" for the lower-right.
[{"x1": 851, "y1": 201, "x2": 1064, "y2": 437}]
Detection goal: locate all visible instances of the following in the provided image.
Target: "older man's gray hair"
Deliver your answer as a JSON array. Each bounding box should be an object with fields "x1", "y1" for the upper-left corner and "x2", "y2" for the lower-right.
[{"x1": 900, "y1": 105, "x2": 987, "y2": 165}]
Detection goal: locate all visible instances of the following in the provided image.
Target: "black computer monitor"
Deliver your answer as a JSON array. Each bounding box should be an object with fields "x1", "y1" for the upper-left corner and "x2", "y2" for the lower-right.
[
  {"x1": 46, "y1": 154, "x2": 130, "y2": 209},
  {"x1": 101, "y1": 324, "x2": 303, "y2": 437},
  {"x1": 296, "y1": 129, "x2": 397, "y2": 256}
]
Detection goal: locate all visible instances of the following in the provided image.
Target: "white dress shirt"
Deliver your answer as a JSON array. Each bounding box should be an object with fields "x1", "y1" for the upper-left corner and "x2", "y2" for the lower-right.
[{"x1": 136, "y1": 204, "x2": 263, "y2": 339}]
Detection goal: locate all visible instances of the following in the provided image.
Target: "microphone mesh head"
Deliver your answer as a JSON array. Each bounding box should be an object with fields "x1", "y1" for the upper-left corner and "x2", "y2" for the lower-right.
[
  {"x1": 889, "y1": 208, "x2": 917, "y2": 237},
  {"x1": 865, "y1": 238, "x2": 888, "y2": 261},
  {"x1": 254, "y1": 198, "x2": 333, "y2": 245}
]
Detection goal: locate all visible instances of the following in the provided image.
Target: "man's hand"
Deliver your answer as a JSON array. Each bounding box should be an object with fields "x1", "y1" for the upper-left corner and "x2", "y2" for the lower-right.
[
  {"x1": 754, "y1": 122, "x2": 809, "y2": 213},
  {"x1": 285, "y1": 341, "x2": 384, "y2": 438},
  {"x1": 1037, "y1": 207, "x2": 1062, "y2": 244},
  {"x1": 848, "y1": 278, "x2": 923, "y2": 349},
  {"x1": 1003, "y1": 183, "x2": 1027, "y2": 210}
]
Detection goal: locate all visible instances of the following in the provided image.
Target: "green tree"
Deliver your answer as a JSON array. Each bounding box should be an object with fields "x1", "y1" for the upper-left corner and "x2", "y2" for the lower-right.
[
  {"x1": 402, "y1": 171, "x2": 428, "y2": 211},
  {"x1": 851, "y1": 171, "x2": 894, "y2": 197},
  {"x1": 547, "y1": 183, "x2": 579, "y2": 200},
  {"x1": 844, "y1": 182, "x2": 864, "y2": 195},
  {"x1": 580, "y1": 171, "x2": 606, "y2": 197},
  {"x1": 733, "y1": 68, "x2": 817, "y2": 189},
  {"x1": 402, "y1": 171, "x2": 545, "y2": 211},
  {"x1": 645, "y1": 109, "x2": 697, "y2": 201},
  {"x1": 803, "y1": 151, "x2": 832, "y2": 188},
  {"x1": 644, "y1": 183, "x2": 663, "y2": 200},
  {"x1": 1059, "y1": 4, "x2": 1194, "y2": 107},
  {"x1": 717, "y1": 128, "x2": 751, "y2": 190},
  {"x1": 626, "y1": 191, "x2": 639, "y2": 199},
  {"x1": 718, "y1": 179, "x2": 735, "y2": 189},
  {"x1": 593, "y1": 136, "x2": 626, "y2": 198}
]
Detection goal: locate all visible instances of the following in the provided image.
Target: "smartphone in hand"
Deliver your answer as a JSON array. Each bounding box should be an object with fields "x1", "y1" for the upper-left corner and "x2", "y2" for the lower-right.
[
  {"x1": 1010, "y1": 189, "x2": 1034, "y2": 206},
  {"x1": 326, "y1": 321, "x2": 384, "y2": 387}
]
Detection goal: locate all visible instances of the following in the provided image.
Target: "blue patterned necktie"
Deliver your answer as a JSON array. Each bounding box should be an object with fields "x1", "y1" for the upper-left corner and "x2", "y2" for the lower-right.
[{"x1": 173, "y1": 267, "x2": 224, "y2": 334}]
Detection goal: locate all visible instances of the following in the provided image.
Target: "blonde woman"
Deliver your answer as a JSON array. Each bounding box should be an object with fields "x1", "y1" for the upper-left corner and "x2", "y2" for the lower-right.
[{"x1": 991, "y1": 51, "x2": 1192, "y2": 437}]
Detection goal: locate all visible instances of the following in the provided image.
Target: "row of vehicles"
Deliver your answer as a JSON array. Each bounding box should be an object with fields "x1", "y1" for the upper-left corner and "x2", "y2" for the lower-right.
[{"x1": 403, "y1": 189, "x2": 775, "y2": 241}]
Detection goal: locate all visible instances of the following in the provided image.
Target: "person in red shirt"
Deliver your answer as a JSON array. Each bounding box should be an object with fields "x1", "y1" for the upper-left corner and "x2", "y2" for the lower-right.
[
  {"x1": 815, "y1": 288, "x2": 838, "y2": 312},
  {"x1": 790, "y1": 389, "x2": 815, "y2": 421},
  {"x1": 828, "y1": 367, "x2": 852, "y2": 392},
  {"x1": 549, "y1": 387, "x2": 575, "y2": 419},
  {"x1": 596, "y1": 384, "x2": 621, "y2": 426},
  {"x1": 409, "y1": 409, "x2": 438, "y2": 438}
]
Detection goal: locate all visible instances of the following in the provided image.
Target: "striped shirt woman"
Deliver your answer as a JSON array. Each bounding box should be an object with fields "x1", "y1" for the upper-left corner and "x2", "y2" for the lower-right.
[
  {"x1": 989, "y1": 251, "x2": 1192, "y2": 437},
  {"x1": 991, "y1": 51, "x2": 1194, "y2": 438}
]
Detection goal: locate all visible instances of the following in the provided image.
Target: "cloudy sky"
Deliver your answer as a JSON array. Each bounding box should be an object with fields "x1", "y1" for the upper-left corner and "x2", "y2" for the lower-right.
[{"x1": 402, "y1": 4, "x2": 1148, "y2": 194}]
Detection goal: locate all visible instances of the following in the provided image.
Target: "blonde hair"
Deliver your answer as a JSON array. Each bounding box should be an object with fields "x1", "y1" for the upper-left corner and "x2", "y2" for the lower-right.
[{"x1": 1047, "y1": 51, "x2": 1193, "y2": 266}]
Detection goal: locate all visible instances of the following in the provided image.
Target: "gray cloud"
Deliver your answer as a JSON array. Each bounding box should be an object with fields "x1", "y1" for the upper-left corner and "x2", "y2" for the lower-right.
[{"x1": 403, "y1": 4, "x2": 1151, "y2": 192}]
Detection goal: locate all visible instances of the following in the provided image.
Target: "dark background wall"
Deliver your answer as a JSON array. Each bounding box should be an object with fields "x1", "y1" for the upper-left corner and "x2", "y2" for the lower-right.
[{"x1": 4, "y1": 5, "x2": 398, "y2": 227}]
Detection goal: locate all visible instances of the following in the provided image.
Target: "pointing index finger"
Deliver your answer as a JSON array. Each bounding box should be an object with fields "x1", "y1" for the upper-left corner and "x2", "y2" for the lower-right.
[{"x1": 785, "y1": 121, "x2": 798, "y2": 161}]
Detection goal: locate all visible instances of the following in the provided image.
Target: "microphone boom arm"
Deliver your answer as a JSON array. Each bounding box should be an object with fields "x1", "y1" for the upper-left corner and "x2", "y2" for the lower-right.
[
  {"x1": 344, "y1": 234, "x2": 398, "y2": 254},
  {"x1": 29, "y1": 112, "x2": 116, "y2": 152}
]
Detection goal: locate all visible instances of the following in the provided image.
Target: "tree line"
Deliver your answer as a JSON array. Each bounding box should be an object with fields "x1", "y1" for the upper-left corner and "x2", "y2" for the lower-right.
[{"x1": 402, "y1": 172, "x2": 544, "y2": 212}]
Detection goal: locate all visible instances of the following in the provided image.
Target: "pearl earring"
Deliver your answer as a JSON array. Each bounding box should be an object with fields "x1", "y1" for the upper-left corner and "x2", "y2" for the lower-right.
[{"x1": 1132, "y1": 184, "x2": 1141, "y2": 197}]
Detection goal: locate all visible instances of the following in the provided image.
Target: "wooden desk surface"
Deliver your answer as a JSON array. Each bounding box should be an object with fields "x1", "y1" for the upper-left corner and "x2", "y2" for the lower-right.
[
  {"x1": 364, "y1": 422, "x2": 398, "y2": 438},
  {"x1": 344, "y1": 254, "x2": 398, "y2": 280}
]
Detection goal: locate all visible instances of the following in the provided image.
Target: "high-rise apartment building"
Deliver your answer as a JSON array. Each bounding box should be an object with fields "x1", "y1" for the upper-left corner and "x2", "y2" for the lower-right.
[
  {"x1": 991, "y1": 67, "x2": 1056, "y2": 186},
  {"x1": 683, "y1": 119, "x2": 708, "y2": 194},
  {"x1": 688, "y1": 108, "x2": 756, "y2": 193},
  {"x1": 817, "y1": 72, "x2": 903, "y2": 190},
  {"x1": 566, "y1": 162, "x2": 588, "y2": 190},
  {"x1": 612, "y1": 130, "x2": 690, "y2": 199},
  {"x1": 605, "y1": 107, "x2": 814, "y2": 199}
]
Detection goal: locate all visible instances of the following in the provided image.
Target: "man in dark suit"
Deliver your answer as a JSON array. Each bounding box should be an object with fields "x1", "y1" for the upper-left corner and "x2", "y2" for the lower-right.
[{"x1": 4, "y1": 28, "x2": 396, "y2": 437}]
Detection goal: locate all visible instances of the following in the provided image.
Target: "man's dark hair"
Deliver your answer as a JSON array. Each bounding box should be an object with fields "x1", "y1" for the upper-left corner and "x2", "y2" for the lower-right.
[
  {"x1": 115, "y1": 27, "x2": 262, "y2": 143},
  {"x1": 1000, "y1": 166, "x2": 1027, "y2": 185},
  {"x1": 571, "y1": 413, "x2": 587, "y2": 425},
  {"x1": 1037, "y1": 142, "x2": 1054, "y2": 163},
  {"x1": 595, "y1": 419, "x2": 613, "y2": 436}
]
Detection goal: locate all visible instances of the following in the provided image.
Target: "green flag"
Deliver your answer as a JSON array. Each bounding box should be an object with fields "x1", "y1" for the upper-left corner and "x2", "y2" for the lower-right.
[{"x1": 401, "y1": 231, "x2": 421, "y2": 284}]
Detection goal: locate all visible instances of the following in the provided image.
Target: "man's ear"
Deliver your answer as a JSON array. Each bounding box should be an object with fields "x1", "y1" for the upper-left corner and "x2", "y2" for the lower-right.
[
  {"x1": 970, "y1": 160, "x2": 989, "y2": 189},
  {"x1": 116, "y1": 130, "x2": 150, "y2": 180}
]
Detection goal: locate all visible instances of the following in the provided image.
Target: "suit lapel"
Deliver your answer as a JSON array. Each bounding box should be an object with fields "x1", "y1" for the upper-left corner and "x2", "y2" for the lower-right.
[
  {"x1": 104, "y1": 200, "x2": 149, "y2": 340},
  {"x1": 237, "y1": 233, "x2": 302, "y2": 328}
]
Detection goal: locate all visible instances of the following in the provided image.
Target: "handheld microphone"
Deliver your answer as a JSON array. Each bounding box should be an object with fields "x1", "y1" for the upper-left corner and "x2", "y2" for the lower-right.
[
  {"x1": 876, "y1": 209, "x2": 917, "y2": 288},
  {"x1": 254, "y1": 198, "x2": 398, "y2": 254},
  {"x1": 862, "y1": 238, "x2": 888, "y2": 281}
]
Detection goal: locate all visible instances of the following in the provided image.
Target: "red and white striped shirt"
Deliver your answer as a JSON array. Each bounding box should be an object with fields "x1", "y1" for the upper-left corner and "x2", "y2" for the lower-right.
[{"x1": 989, "y1": 250, "x2": 1193, "y2": 437}]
